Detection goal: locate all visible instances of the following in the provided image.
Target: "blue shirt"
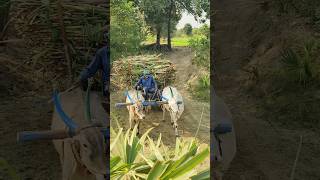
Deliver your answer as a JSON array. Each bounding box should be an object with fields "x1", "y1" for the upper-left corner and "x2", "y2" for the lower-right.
[
  {"x1": 136, "y1": 75, "x2": 157, "y2": 89},
  {"x1": 80, "y1": 46, "x2": 110, "y2": 95}
]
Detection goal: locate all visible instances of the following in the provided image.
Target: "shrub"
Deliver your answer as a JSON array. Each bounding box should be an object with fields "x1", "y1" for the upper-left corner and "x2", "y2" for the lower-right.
[
  {"x1": 110, "y1": 0, "x2": 147, "y2": 60},
  {"x1": 110, "y1": 125, "x2": 210, "y2": 180},
  {"x1": 188, "y1": 25, "x2": 210, "y2": 71},
  {"x1": 279, "y1": 40, "x2": 319, "y2": 87}
]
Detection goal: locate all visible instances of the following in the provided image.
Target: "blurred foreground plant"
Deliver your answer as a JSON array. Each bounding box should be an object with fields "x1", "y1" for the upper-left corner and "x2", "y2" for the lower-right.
[{"x1": 110, "y1": 125, "x2": 209, "y2": 180}]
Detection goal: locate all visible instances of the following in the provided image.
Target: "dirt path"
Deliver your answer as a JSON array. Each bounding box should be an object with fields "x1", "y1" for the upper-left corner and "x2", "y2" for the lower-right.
[
  {"x1": 214, "y1": 0, "x2": 320, "y2": 179},
  {"x1": 0, "y1": 59, "x2": 61, "y2": 179},
  {"x1": 111, "y1": 47, "x2": 210, "y2": 170}
]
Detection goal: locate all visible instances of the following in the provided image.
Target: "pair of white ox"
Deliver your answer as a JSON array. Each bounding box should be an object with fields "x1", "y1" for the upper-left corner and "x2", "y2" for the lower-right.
[{"x1": 124, "y1": 86, "x2": 184, "y2": 136}]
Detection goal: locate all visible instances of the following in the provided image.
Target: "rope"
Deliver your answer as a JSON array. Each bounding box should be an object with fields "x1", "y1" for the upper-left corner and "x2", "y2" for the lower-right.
[
  {"x1": 84, "y1": 78, "x2": 93, "y2": 123},
  {"x1": 53, "y1": 90, "x2": 77, "y2": 135},
  {"x1": 169, "y1": 86, "x2": 174, "y2": 98}
]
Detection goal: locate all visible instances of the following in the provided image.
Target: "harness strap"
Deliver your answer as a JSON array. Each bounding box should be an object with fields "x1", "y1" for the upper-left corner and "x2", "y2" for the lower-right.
[
  {"x1": 161, "y1": 95, "x2": 169, "y2": 101},
  {"x1": 125, "y1": 91, "x2": 135, "y2": 104},
  {"x1": 169, "y1": 86, "x2": 174, "y2": 98},
  {"x1": 53, "y1": 91, "x2": 77, "y2": 136},
  {"x1": 84, "y1": 78, "x2": 93, "y2": 123},
  {"x1": 136, "y1": 90, "x2": 139, "y2": 100}
]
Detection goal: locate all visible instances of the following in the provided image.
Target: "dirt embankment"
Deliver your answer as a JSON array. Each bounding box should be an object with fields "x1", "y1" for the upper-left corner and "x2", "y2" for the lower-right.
[
  {"x1": 0, "y1": 57, "x2": 61, "y2": 179},
  {"x1": 214, "y1": 0, "x2": 320, "y2": 179}
]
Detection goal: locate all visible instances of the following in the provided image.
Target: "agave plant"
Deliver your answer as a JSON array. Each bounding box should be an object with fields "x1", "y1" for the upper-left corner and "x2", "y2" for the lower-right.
[
  {"x1": 280, "y1": 40, "x2": 319, "y2": 86},
  {"x1": 110, "y1": 125, "x2": 210, "y2": 180}
]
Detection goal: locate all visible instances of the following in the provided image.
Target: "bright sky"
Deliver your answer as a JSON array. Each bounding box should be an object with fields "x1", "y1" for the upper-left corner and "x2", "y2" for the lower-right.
[{"x1": 176, "y1": 11, "x2": 210, "y2": 29}]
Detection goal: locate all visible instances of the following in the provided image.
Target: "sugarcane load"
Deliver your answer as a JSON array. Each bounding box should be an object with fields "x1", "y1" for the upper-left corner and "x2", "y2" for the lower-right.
[{"x1": 17, "y1": 24, "x2": 110, "y2": 180}]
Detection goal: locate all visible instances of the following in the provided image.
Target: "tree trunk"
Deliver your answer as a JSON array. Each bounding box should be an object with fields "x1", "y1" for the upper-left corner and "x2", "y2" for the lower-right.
[
  {"x1": 167, "y1": 0, "x2": 173, "y2": 51},
  {"x1": 156, "y1": 28, "x2": 161, "y2": 48}
]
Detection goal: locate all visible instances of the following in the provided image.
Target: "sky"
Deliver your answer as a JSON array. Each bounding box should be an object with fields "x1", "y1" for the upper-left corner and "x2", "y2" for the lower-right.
[{"x1": 176, "y1": 11, "x2": 210, "y2": 29}]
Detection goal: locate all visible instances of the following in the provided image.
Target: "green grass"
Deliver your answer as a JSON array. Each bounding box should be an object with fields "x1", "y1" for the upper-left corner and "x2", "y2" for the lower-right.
[
  {"x1": 171, "y1": 37, "x2": 191, "y2": 47},
  {"x1": 143, "y1": 36, "x2": 192, "y2": 47}
]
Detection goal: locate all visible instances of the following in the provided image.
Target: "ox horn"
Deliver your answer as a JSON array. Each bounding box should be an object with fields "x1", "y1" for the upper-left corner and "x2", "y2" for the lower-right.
[{"x1": 53, "y1": 90, "x2": 78, "y2": 134}]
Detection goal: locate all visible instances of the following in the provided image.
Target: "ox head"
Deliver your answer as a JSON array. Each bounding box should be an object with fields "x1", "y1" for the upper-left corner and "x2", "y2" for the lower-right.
[
  {"x1": 53, "y1": 91, "x2": 108, "y2": 176},
  {"x1": 17, "y1": 91, "x2": 108, "y2": 178},
  {"x1": 133, "y1": 100, "x2": 146, "y2": 120},
  {"x1": 72, "y1": 126, "x2": 107, "y2": 176}
]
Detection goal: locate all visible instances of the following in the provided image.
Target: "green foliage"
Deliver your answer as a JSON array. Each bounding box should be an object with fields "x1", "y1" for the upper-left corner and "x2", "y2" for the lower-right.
[
  {"x1": 189, "y1": 73, "x2": 210, "y2": 102},
  {"x1": 256, "y1": 39, "x2": 320, "y2": 130},
  {"x1": 111, "y1": 0, "x2": 146, "y2": 60},
  {"x1": 188, "y1": 25, "x2": 210, "y2": 71},
  {"x1": 138, "y1": 0, "x2": 181, "y2": 44},
  {"x1": 0, "y1": 157, "x2": 20, "y2": 180},
  {"x1": 191, "y1": 169, "x2": 210, "y2": 180},
  {"x1": 110, "y1": 125, "x2": 209, "y2": 180},
  {"x1": 187, "y1": 24, "x2": 209, "y2": 101},
  {"x1": 274, "y1": 0, "x2": 320, "y2": 31},
  {"x1": 0, "y1": 0, "x2": 10, "y2": 38},
  {"x1": 183, "y1": 23, "x2": 193, "y2": 36},
  {"x1": 279, "y1": 40, "x2": 319, "y2": 86}
]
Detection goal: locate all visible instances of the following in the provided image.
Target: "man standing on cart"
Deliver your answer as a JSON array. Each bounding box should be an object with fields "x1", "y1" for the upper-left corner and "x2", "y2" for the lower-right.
[{"x1": 134, "y1": 69, "x2": 158, "y2": 100}]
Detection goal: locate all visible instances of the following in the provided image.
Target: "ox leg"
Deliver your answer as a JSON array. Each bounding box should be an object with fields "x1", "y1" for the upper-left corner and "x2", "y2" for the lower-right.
[
  {"x1": 137, "y1": 120, "x2": 140, "y2": 135},
  {"x1": 62, "y1": 142, "x2": 76, "y2": 180},
  {"x1": 174, "y1": 121, "x2": 179, "y2": 137},
  {"x1": 161, "y1": 105, "x2": 167, "y2": 122},
  {"x1": 162, "y1": 109, "x2": 166, "y2": 122},
  {"x1": 129, "y1": 108, "x2": 134, "y2": 131}
]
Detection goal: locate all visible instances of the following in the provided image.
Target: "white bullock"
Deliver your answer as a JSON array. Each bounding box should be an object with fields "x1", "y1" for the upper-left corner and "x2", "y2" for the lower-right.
[
  {"x1": 126, "y1": 89, "x2": 146, "y2": 134},
  {"x1": 161, "y1": 86, "x2": 184, "y2": 136},
  {"x1": 212, "y1": 92, "x2": 236, "y2": 179}
]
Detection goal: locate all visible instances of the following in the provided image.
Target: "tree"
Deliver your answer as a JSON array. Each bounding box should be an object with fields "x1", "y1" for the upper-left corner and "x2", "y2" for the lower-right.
[
  {"x1": 110, "y1": 0, "x2": 146, "y2": 60},
  {"x1": 137, "y1": 0, "x2": 209, "y2": 50},
  {"x1": 183, "y1": 23, "x2": 193, "y2": 35},
  {"x1": 166, "y1": 0, "x2": 209, "y2": 50},
  {"x1": 138, "y1": 0, "x2": 168, "y2": 47}
]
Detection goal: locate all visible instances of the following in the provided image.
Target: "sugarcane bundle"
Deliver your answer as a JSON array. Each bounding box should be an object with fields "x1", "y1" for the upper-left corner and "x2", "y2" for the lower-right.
[
  {"x1": 111, "y1": 54, "x2": 176, "y2": 90},
  {"x1": 9, "y1": 0, "x2": 108, "y2": 88}
]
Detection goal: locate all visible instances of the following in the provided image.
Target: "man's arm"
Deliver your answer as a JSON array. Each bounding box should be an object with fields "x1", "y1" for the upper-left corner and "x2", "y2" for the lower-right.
[
  {"x1": 135, "y1": 77, "x2": 142, "y2": 89},
  {"x1": 151, "y1": 76, "x2": 158, "y2": 89}
]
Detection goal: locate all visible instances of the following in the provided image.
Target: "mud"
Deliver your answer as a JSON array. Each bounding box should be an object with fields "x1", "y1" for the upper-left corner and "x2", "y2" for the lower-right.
[
  {"x1": 213, "y1": 0, "x2": 320, "y2": 179},
  {"x1": 0, "y1": 64, "x2": 61, "y2": 179}
]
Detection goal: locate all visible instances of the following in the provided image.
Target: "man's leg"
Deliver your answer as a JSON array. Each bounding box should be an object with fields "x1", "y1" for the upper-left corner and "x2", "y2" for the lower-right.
[
  {"x1": 143, "y1": 87, "x2": 148, "y2": 99},
  {"x1": 147, "y1": 88, "x2": 156, "y2": 99}
]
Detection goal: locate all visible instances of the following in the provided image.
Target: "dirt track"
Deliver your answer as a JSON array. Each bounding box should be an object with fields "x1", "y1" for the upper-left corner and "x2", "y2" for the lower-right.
[
  {"x1": 110, "y1": 47, "x2": 210, "y2": 169},
  {"x1": 214, "y1": 0, "x2": 320, "y2": 179},
  {"x1": 0, "y1": 63, "x2": 61, "y2": 179}
]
